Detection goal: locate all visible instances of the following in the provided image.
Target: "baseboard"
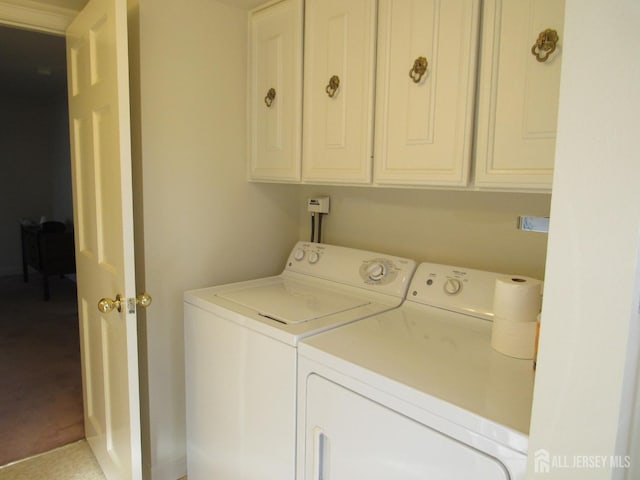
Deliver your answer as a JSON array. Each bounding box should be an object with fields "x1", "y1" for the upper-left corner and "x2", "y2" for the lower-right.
[{"x1": 148, "y1": 456, "x2": 187, "y2": 480}]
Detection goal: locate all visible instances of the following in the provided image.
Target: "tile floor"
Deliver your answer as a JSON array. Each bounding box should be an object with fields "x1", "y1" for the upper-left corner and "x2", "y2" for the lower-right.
[
  {"x1": 0, "y1": 440, "x2": 104, "y2": 479},
  {"x1": 0, "y1": 441, "x2": 189, "y2": 480}
]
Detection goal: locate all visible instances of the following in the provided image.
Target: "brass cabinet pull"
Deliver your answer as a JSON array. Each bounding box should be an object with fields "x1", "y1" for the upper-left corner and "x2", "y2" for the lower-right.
[
  {"x1": 531, "y1": 29, "x2": 559, "y2": 62},
  {"x1": 409, "y1": 56, "x2": 428, "y2": 83},
  {"x1": 264, "y1": 88, "x2": 276, "y2": 107},
  {"x1": 325, "y1": 75, "x2": 340, "y2": 98}
]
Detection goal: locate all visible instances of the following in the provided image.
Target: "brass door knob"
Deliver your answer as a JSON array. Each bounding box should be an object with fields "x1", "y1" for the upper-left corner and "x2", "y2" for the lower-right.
[
  {"x1": 98, "y1": 294, "x2": 123, "y2": 314},
  {"x1": 136, "y1": 293, "x2": 152, "y2": 308},
  {"x1": 98, "y1": 293, "x2": 152, "y2": 314}
]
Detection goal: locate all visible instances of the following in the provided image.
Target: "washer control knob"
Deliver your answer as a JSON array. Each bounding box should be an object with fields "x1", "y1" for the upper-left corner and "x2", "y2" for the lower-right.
[
  {"x1": 367, "y1": 262, "x2": 386, "y2": 281},
  {"x1": 308, "y1": 251, "x2": 320, "y2": 264},
  {"x1": 444, "y1": 278, "x2": 462, "y2": 295},
  {"x1": 293, "y1": 248, "x2": 305, "y2": 261}
]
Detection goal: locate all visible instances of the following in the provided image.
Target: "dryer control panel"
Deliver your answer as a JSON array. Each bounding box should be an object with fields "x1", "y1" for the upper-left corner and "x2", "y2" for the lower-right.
[
  {"x1": 285, "y1": 242, "x2": 416, "y2": 299},
  {"x1": 407, "y1": 263, "x2": 542, "y2": 320}
]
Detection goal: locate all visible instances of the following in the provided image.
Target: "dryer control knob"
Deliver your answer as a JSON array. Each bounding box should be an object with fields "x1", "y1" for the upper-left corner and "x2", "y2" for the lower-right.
[
  {"x1": 444, "y1": 278, "x2": 462, "y2": 295},
  {"x1": 308, "y1": 251, "x2": 320, "y2": 264},
  {"x1": 293, "y1": 248, "x2": 305, "y2": 261},
  {"x1": 367, "y1": 262, "x2": 386, "y2": 281}
]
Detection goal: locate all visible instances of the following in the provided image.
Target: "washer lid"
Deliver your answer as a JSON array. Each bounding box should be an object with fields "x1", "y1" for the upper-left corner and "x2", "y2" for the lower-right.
[{"x1": 216, "y1": 278, "x2": 371, "y2": 324}]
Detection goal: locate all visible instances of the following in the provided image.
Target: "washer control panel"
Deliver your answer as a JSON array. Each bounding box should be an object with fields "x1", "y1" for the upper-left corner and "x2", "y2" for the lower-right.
[
  {"x1": 286, "y1": 242, "x2": 416, "y2": 298},
  {"x1": 358, "y1": 258, "x2": 400, "y2": 285},
  {"x1": 293, "y1": 248, "x2": 306, "y2": 262},
  {"x1": 291, "y1": 245, "x2": 324, "y2": 265}
]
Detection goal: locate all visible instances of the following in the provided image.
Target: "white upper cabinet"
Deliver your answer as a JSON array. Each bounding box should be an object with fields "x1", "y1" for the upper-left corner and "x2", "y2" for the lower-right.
[
  {"x1": 247, "y1": 0, "x2": 564, "y2": 191},
  {"x1": 301, "y1": 0, "x2": 377, "y2": 184},
  {"x1": 248, "y1": 0, "x2": 303, "y2": 182},
  {"x1": 374, "y1": 0, "x2": 480, "y2": 187},
  {"x1": 474, "y1": 0, "x2": 565, "y2": 190}
]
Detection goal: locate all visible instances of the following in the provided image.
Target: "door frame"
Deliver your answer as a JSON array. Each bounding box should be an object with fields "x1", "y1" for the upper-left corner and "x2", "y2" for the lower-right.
[
  {"x1": 0, "y1": 4, "x2": 145, "y2": 477},
  {"x1": 0, "y1": 0, "x2": 76, "y2": 34}
]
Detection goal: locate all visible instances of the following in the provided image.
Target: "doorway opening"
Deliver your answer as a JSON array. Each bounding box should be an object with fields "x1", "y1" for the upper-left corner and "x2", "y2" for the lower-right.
[{"x1": 0, "y1": 24, "x2": 84, "y2": 466}]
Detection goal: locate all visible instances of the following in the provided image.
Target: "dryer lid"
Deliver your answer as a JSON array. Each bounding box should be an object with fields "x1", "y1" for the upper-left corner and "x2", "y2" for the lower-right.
[{"x1": 216, "y1": 278, "x2": 371, "y2": 324}]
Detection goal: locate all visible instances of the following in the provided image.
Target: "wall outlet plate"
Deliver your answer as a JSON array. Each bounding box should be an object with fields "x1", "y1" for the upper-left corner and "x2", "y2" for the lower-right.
[
  {"x1": 307, "y1": 196, "x2": 330, "y2": 213},
  {"x1": 517, "y1": 216, "x2": 550, "y2": 233}
]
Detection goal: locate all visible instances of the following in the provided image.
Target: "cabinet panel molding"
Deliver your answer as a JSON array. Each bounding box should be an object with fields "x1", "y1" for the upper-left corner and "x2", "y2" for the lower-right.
[
  {"x1": 248, "y1": 0, "x2": 303, "y2": 182},
  {"x1": 474, "y1": 0, "x2": 565, "y2": 190},
  {"x1": 374, "y1": 0, "x2": 480, "y2": 187},
  {"x1": 302, "y1": 0, "x2": 377, "y2": 184}
]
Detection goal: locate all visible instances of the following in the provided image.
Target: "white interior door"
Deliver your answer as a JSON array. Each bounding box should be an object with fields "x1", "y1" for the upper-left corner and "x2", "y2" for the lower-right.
[{"x1": 66, "y1": 0, "x2": 141, "y2": 478}]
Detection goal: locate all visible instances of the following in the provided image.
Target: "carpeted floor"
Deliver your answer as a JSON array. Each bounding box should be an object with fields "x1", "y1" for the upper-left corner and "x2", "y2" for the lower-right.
[{"x1": 0, "y1": 274, "x2": 84, "y2": 467}]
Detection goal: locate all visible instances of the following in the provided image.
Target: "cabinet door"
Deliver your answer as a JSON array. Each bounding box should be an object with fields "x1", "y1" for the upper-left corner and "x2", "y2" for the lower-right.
[
  {"x1": 374, "y1": 0, "x2": 480, "y2": 187},
  {"x1": 248, "y1": 0, "x2": 303, "y2": 182},
  {"x1": 474, "y1": 0, "x2": 565, "y2": 190},
  {"x1": 302, "y1": 0, "x2": 377, "y2": 184}
]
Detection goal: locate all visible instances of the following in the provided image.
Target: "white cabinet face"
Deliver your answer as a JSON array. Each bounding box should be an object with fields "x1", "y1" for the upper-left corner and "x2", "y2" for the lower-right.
[
  {"x1": 302, "y1": 0, "x2": 377, "y2": 184},
  {"x1": 474, "y1": 0, "x2": 565, "y2": 190},
  {"x1": 185, "y1": 303, "x2": 297, "y2": 479},
  {"x1": 248, "y1": 0, "x2": 303, "y2": 182},
  {"x1": 374, "y1": 0, "x2": 480, "y2": 187},
  {"x1": 247, "y1": 0, "x2": 564, "y2": 192}
]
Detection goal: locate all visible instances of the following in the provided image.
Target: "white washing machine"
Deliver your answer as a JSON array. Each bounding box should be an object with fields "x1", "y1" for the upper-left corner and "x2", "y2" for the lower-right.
[
  {"x1": 297, "y1": 262, "x2": 537, "y2": 480},
  {"x1": 183, "y1": 241, "x2": 416, "y2": 480}
]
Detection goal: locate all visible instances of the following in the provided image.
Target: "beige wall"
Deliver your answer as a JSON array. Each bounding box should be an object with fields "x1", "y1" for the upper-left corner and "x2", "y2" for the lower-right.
[
  {"x1": 134, "y1": 0, "x2": 298, "y2": 477},
  {"x1": 297, "y1": 186, "x2": 550, "y2": 279}
]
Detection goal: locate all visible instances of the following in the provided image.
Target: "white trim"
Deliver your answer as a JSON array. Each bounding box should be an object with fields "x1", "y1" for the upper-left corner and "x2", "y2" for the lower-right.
[
  {"x1": 0, "y1": 0, "x2": 78, "y2": 34},
  {"x1": 150, "y1": 456, "x2": 187, "y2": 480}
]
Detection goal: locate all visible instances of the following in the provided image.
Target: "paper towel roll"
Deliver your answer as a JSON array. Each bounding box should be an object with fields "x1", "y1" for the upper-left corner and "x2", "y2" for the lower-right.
[
  {"x1": 493, "y1": 276, "x2": 542, "y2": 323},
  {"x1": 491, "y1": 316, "x2": 538, "y2": 359}
]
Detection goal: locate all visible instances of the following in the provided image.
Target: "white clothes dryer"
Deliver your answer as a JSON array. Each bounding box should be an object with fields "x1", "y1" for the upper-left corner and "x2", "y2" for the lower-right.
[
  {"x1": 183, "y1": 241, "x2": 416, "y2": 480},
  {"x1": 297, "y1": 263, "x2": 537, "y2": 480}
]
